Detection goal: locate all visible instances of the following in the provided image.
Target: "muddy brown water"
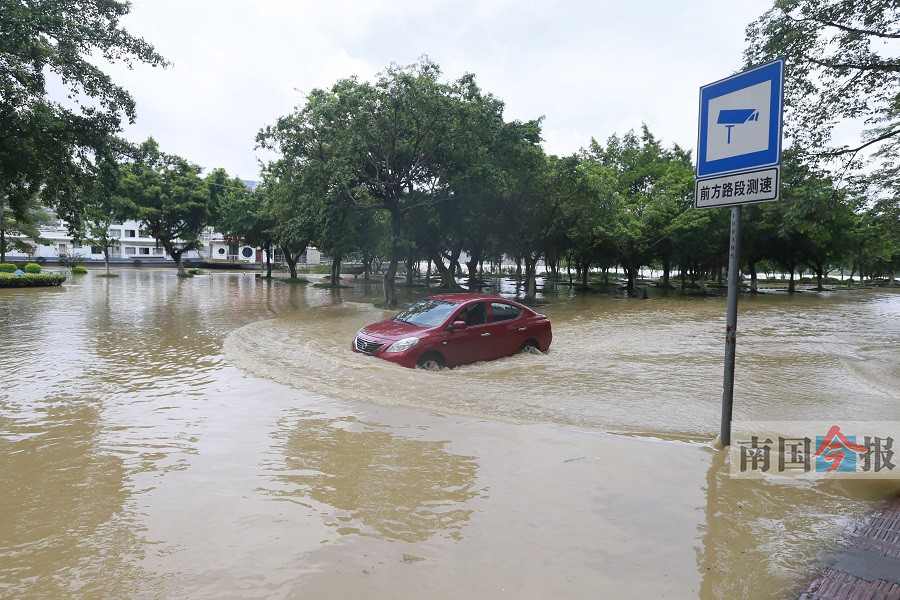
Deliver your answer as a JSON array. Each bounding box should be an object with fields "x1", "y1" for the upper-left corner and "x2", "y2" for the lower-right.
[{"x1": 1, "y1": 270, "x2": 897, "y2": 598}]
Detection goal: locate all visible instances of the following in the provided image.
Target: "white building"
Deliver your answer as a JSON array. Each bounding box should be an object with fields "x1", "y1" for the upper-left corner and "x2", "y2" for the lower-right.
[
  {"x1": 6, "y1": 220, "x2": 324, "y2": 267},
  {"x1": 202, "y1": 229, "x2": 323, "y2": 266},
  {"x1": 4, "y1": 219, "x2": 194, "y2": 263}
]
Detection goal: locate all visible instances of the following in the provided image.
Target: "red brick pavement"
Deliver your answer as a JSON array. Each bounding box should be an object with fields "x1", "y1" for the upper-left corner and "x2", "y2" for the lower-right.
[{"x1": 799, "y1": 498, "x2": 900, "y2": 600}]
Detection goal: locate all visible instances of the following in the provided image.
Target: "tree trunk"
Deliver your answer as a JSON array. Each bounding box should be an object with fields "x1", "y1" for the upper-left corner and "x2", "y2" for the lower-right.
[
  {"x1": 429, "y1": 249, "x2": 460, "y2": 290},
  {"x1": 749, "y1": 261, "x2": 758, "y2": 293},
  {"x1": 581, "y1": 261, "x2": 589, "y2": 288},
  {"x1": 104, "y1": 247, "x2": 110, "y2": 276},
  {"x1": 698, "y1": 270, "x2": 708, "y2": 294},
  {"x1": 515, "y1": 256, "x2": 522, "y2": 281},
  {"x1": 383, "y1": 207, "x2": 401, "y2": 307},
  {"x1": 815, "y1": 260, "x2": 824, "y2": 291},
  {"x1": 788, "y1": 270, "x2": 796, "y2": 294},
  {"x1": 466, "y1": 255, "x2": 478, "y2": 280},
  {"x1": 164, "y1": 241, "x2": 188, "y2": 277},
  {"x1": 265, "y1": 240, "x2": 273, "y2": 279},
  {"x1": 331, "y1": 254, "x2": 342, "y2": 284},
  {"x1": 405, "y1": 252, "x2": 415, "y2": 285},
  {"x1": 623, "y1": 258, "x2": 637, "y2": 297},
  {"x1": 0, "y1": 223, "x2": 5, "y2": 262},
  {"x1": 284, "y1": 250, "x2": 299, "y2": 280},
  {"x1": 524, "y1": 254, "x2": 538, "y2": 302}
]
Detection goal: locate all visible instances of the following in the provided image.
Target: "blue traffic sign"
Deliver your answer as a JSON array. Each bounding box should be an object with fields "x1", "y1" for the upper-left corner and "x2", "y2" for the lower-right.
[{"x1": 696, "y1": 58, "x2": 784, "y2": 179}]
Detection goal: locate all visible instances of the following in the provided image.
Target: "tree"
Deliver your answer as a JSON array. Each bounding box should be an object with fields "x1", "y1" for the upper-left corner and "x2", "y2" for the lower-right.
[
  {"x1": 0, "y1": 191, "x2": 54, "y2": 262},
  {"x1": 259, "y1": 160, "x2": 316, "y2": 281},
  {"x1": 744, "y1": 1, "x2": 900, "y2": 175},
  {"x1": 259, "y1": 58, "x2": 504, "y2": 307},
  {"x1": 0, "y1": 0, "x2": 167, "y2": 217},
  {"x1": 68, "y1": 138, "x2": 134, "y2": 275},
  {"x1": 589, "y1": 126, "x2": 684, "y2": 296},
  {"x1": 218, "y1": 182, "x2": 277, "y2": 278},
  {"x1": 118, "y1": 139, "x2": 212, "y2": 277}
]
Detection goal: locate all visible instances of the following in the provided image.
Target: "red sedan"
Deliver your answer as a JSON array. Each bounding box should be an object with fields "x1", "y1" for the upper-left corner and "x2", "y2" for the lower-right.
[{"x1": 352, "y1": 293, "x2": 552, "y2": 369}]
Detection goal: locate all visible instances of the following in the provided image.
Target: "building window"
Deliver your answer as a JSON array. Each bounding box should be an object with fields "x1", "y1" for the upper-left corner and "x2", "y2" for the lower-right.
[
  {"x1": 217, "y1": 247, "x2": 226, "y2": 255},
  {"x1": 153, "y1": 247, "x2": 163, "y2": 255},
  {"x1": 124, "y1": 246, "x2": 136, "y2": 256},
  {"x1": 139, "y1": 247, "x2": 151, "y2": 255},
  {"x1": 242, "y1": 247, "x2": 253, "y2": 258},
  {"x1": 91, "y1": 246, "x2": 103, "y2": 254},
  {"x1": 109, "y1": 229, "x2": 122, "y2": 238},
  {"x1": 125, "y1": 230, "x2": 136, "y2": 238}
]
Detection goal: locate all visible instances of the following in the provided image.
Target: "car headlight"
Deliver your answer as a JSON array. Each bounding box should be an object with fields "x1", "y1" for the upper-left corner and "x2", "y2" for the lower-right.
[{"x1": 385, "y1": 337, "x2": 419, "y2": 353}]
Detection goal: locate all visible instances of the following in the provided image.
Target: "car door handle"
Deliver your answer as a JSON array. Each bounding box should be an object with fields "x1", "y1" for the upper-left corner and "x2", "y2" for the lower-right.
[
  {"x1": 481, "y1": 332, "x2": 491, "y2": 337},
  {"x1": 518, "y1": 327, "x2": 527, "y2": 331}
]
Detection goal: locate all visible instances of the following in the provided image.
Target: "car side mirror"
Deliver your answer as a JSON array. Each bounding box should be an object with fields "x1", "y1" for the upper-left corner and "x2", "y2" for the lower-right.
[{"x1": 451, "y1": 320, "x2": 467, "y2": 330}]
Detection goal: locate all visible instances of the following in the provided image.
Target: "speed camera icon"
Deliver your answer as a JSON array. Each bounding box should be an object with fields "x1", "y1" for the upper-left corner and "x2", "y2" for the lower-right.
[{"x1": 717, "y1": 109, "x2": 759, "y2": 144}]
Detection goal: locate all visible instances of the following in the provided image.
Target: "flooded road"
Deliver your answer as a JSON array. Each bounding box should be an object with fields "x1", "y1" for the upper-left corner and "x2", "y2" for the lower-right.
[{"x1": 1, "y1": 270, "x2": 898, "y2": 598}]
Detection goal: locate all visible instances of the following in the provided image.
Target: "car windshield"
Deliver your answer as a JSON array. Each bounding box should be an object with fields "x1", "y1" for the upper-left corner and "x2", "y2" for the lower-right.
[{"x1": 393, "y1": 299, "x2": 458, "y2": 328}]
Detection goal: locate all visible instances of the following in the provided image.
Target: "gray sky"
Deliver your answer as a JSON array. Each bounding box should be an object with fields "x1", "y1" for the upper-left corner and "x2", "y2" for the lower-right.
[{"x1": 104, "y1": 0, "x2": 774, "y2": 181}]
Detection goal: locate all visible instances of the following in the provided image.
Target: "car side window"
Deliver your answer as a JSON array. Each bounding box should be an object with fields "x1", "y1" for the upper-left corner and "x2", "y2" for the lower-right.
[
  {"x1": 457, "y1": 302, "x2": 486, "y2": 326},
  {"x1": 491, "y1": 302, "x2": 522, "y2": 322}
]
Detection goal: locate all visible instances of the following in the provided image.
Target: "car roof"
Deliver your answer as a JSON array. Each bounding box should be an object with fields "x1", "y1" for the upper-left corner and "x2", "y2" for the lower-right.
[{"x1": 427, "y1": 293, "x2": 519, "y2": 304}]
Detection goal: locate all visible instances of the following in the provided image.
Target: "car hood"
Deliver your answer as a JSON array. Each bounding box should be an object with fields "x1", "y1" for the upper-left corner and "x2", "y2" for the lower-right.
[{"x1": 358, "y1": 319, "x2": 427, "y2": 341}]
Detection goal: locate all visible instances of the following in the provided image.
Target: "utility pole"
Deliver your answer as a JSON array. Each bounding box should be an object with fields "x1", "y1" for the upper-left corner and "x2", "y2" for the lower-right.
[{"x1": 720, "y1": 205, "x2": 741, "y2": 446}]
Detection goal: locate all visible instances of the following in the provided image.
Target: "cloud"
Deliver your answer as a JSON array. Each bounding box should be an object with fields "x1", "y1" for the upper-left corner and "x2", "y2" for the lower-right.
[{"x1": 96, "y1": 0, "x2": 772, "y2": 179}]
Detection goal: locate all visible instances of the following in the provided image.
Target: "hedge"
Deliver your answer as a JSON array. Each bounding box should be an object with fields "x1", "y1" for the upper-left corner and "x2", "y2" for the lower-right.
[
  {"x1": 0, "y1": 263, "x2": 16, "y2": 273},
  {"x1": 24, "y1": 263, "x2": 41, "y2": 273},
  {"x1": 0, "y1": 273, "x2": 66, "y2": 287}
]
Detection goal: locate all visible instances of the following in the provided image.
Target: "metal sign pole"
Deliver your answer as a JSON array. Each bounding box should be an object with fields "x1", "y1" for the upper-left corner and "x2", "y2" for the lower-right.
[{"x1": 721, "y1": 205, "x2": 742, "y2": 446}]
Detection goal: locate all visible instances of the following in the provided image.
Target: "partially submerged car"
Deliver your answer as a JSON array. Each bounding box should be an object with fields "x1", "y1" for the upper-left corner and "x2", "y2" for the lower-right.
[{"x1": 352, "y1": 293, "x2": 552, "y2": 369}]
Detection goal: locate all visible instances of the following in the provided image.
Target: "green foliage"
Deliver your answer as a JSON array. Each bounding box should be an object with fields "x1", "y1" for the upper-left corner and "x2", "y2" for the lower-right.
[
  {"x1": 23, "y1": 263, "x2": 41, "y2": 273},
  {"x1": 71, "y1": 266, "x2": 88, "y2": 274},
  {"x1": 186, "y1": 268, "x2": 205, "y2": 275},
  {"x1": 584, "y1": 125, "x2": 698, "y2": 295},
  {"x1": 0, "y1": 262, "x2": 15, "y2": 272},
  {"x1": 0, "y1": 192, "x2": 55, "y2": 262},
  {"x1": 0, "y1": 272, "x2": 65, "y2": 287},
  {"x1": 258, "y1": 58, "x2": 506, "y2": 306},
  {"x1": 0, "y1": 0, "x2": 168, "y2": 218},
  {"x1": 745, "y1": 0, "x2": 899, "y2": 180},
  {"x1": 118, "y1": 138, "x2": 213, "y2": 276}
]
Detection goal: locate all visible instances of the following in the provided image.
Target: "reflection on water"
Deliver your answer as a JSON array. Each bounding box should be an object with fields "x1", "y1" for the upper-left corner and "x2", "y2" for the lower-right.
[
  {"x1": 0, "y1": 270, "x2": 897, "y2": 598},
  {"x1": 264, "y1": 412, "x2": 479, "y2": 543},
  {"x1": 696, "y1": 448, "x2": 900, "y2": 599},
  {"x1": 0, "y1": 397, "x2": 145, "y2": 598}
]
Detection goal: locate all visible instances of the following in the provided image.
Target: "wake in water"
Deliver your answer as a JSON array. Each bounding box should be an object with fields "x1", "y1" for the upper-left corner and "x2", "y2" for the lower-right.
[{"x1": 225, "y1": 291, "x2": 900, "y2": 434}]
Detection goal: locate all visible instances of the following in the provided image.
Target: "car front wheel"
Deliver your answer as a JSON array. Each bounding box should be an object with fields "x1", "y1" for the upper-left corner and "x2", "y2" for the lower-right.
[{"x1": 416, "y1": 352, "x2": 445, "y2": 371}]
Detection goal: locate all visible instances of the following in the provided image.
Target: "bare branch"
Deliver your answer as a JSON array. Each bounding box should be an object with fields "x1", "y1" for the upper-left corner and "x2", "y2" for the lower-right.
[
  {"x1": 788, "y1": 15, "x2": 900, "y2": 39},
  {"x1": 805, "y1": 128, "x2": 900, "y2": 158}
]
